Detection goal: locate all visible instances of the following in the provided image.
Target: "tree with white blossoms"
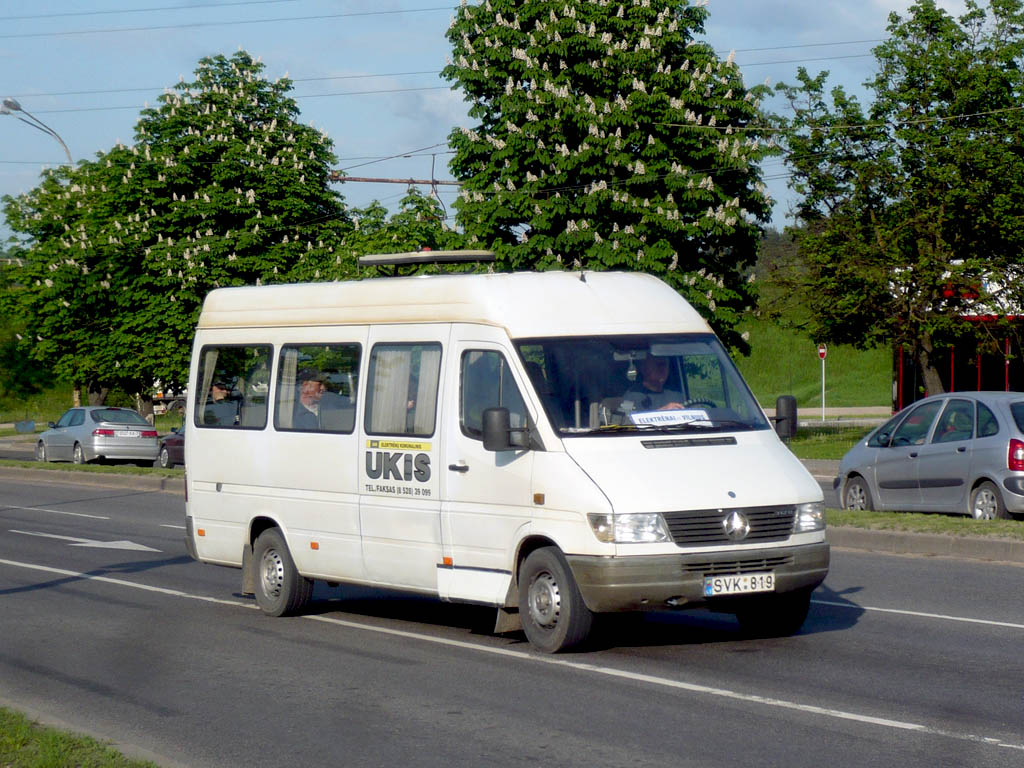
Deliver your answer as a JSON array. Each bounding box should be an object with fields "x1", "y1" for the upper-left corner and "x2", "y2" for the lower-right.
[
  {"x1": 1, "y1": 51, "x2": 349, "y2": 408},
  {"x1": 442, "y1": 0, "x2": 778, "y2": 350}
]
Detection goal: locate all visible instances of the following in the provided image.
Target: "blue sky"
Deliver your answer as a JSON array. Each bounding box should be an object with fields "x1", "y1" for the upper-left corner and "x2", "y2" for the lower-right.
[{"x1": 1, "y1": 0, "x2": 967, "y2": 239}]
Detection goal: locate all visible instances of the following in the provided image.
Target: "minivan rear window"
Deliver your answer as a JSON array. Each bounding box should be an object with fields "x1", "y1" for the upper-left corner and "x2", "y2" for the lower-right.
[
  {"x1": 1011, "y1": 402, "x2": 1024, "y2": 432},
  {"x1": 90, "y1": 408, "x2": 149, "y2": 425}
]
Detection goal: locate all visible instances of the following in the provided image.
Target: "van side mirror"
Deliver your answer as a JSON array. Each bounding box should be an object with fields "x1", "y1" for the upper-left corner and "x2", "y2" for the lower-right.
[{"x1": 482, "y1": 407, "x2": 528, "y2": 452}]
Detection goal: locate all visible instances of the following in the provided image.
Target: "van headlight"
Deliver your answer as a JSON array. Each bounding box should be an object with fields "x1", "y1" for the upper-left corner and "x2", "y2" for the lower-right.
[
  {"x1": 793, "y1": 501, "x2": 826, "y2": 532},
  {"x1": 588, "y1": 513, "x2": 672, "y2": 543}
]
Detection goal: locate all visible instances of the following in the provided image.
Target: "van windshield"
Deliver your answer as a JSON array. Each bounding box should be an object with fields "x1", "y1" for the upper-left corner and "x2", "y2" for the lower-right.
[{"x1": 515, "y1": 334, "x2": 770, "y2": 436}]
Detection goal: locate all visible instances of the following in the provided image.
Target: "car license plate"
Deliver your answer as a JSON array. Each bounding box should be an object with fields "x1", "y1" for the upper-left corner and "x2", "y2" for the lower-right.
[
  {"x1": 703, "y1": 572, "x2": 775, "y2": 597},
  {"x1": 116, "y1": 430, "x2": 141, "y2": 438}
]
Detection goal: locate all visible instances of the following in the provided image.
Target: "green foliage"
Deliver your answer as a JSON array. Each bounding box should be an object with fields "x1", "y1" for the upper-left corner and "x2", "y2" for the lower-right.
[
  {"x1": 442, "y1": 0, "x2": 779, "y2": 351},
  {"x1": 774, "y1": 0, "x2": 1024, "y2": 394},
  {"x1": 329, "y1": 189, "x2": 469, "y2": 279},
  {"x1": 2, "y1": 51, "x2": 351, "y2": 395}
]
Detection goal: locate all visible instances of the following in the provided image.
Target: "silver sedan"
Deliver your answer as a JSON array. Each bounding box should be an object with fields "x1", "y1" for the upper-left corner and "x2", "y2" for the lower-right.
[
  {"x1": 836, "y1": 391, "x2": 1024, "y2": 520},
  {"x1": 36, "y1": 406, "x2": 159, "y2": 466}
]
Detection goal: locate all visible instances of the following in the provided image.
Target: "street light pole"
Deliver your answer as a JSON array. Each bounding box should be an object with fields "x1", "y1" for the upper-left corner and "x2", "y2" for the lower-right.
[{"x1": 1, "y1": 97, "x2": 72, "y2": 164}]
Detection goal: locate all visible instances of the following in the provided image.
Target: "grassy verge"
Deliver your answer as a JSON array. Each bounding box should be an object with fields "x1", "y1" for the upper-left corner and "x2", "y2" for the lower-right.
[
  {"x1": 735, "y1": 317, "x2": 891, "y2": 408},
  {"x1": 787, "y1": 425, "x2": 874, "y2": 460},
  {"x1": 828, "y1": 509, "x2": 1024, "y2": 540},
  {"x1": 0, "y1": 458, "x2": 180, "y2": 477},
  {"x1": 0, "y1": 707, "x2": 157, "y2": 768}
]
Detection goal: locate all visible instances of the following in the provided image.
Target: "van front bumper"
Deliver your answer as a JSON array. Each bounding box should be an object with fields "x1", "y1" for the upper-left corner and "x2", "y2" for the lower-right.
[{"x1": 566, "y1": 542, "x2": 830, "y2": 613}]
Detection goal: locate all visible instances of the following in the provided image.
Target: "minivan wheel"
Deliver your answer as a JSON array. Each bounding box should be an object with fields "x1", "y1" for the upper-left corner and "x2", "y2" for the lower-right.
[
  {"x1": 970, "y1": 481, "x2": 1008, "y2": 520},
  {"x1": 253, "y1": 528, "x2": 313, "y2": 617},
  {"x1": 158, "y1": 446, "x2": 172, "y2": 468},
  {"x1": 843, "y1": 477, "x2": 873, "y2": 511},
  {"x1": 35, "y1": 441, "x2": 47, "y2": 463},
  {"x1": 518, "y1": 546, "x2": 593, "y2": 653}
]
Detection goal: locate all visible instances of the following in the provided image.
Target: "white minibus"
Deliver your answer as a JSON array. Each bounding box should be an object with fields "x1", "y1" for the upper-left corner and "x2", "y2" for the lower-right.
[{"x1": 184, "y1": 264, "x2": 828, "y2": 652}]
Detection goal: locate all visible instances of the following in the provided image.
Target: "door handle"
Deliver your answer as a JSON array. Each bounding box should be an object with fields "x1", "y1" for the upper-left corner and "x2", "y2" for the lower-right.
[
  {"x1": 957, "y1": 446, "x2": 967, "y2": 453},
  {"x1": 909, "y1": 452, "x2": 918, "y2": 458},
  {"x1": 448, "y1": 462, "x2": 469, "y2": 473}
]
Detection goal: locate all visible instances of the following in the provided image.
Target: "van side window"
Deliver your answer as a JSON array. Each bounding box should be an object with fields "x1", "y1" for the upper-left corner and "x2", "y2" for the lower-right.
[
  {"x1": 365, "y1": 343, "x2": 442, "y2": 437},
  {"x1": 275, "y1": 344, "x2": 360, "y2": 433},
  {"x1": 194, "y1": 345, "x2": 272, "y2": 429},
  {"x1": 461, "y1": 350, "x2": 528, "y2": 439}
]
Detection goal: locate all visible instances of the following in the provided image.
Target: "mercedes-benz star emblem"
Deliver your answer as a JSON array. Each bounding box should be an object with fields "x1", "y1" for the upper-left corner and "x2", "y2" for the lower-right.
[{"x1": 722, "y1": 510, "x2": 751, "y2": 541}]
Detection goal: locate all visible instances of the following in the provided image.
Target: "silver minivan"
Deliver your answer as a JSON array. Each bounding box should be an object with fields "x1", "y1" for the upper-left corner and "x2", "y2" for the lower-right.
[{"x1": 836, "y1": 392, "x2": 1024, "y2": 519}]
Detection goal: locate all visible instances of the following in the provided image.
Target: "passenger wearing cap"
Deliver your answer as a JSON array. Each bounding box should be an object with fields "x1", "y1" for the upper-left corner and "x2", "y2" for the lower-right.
[
  {"x1": 293, "y1": 368, "x2": 326, "y2": 430},
  {"x1": 204, "y1": 380, "x2": 240, "y2": 425}
]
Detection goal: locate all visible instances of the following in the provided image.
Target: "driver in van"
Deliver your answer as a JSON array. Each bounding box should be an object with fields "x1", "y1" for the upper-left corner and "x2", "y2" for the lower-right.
[
  {"x1": 621, "y1": 355, "x2": 685, "y2": 412},
  {"x1": 204, "y1": 380, "x2": 240, "y2": 426}
]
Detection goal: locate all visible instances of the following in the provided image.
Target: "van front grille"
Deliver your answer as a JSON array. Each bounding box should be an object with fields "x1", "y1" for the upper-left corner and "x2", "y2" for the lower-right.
[
  {"x1": 682, "y1": 555, "x2": 794, "y2": 575},
  {"x1": 663, "y1": 506, "x2": 796, "y2": 546}
]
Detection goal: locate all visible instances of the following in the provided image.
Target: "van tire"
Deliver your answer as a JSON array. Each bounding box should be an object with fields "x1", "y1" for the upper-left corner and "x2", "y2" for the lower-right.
[
  {"x1": 735, "y1": 588, "x2": 812, "y2": 638},
  {"x1": 253, "y1": 529, "x2": 313, "y2": 617},
  {"x1": 518, "y1": 547, "x2": 593, "y2": 653}
]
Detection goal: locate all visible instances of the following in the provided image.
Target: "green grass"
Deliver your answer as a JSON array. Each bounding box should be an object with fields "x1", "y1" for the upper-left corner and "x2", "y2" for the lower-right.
[
  {"x1": 735, "y1": 317, "x2": 890, "y2": 408},
  {"x1": 0, "y1": 383, "x2": 77, "y2": 426},
  {"x1": 829, "y1": 509, "x2": 1024, "y2": 540},
  {"x1": 0, "y1": 707, "x2": 157, "y2": 768},
  {"x1": 787, "y1": 425, "x2": 874, "y2": 460},
  {"x1": 0, "y1": 458, "x2": 180, "y2": 477}
]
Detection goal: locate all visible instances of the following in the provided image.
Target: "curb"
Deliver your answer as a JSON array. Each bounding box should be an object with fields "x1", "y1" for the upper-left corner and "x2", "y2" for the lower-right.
[{"x1": 826, "y1": 526, "x2": 1024, "y2": 565}]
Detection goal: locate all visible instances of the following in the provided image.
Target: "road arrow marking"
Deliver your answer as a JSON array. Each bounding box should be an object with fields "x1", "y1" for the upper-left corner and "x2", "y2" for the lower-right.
[{"x1": 9, "y1": 529, "x2": 161, "y2": 552}]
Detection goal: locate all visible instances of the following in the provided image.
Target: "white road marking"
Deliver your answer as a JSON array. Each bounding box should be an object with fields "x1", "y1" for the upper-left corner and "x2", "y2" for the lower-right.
[
  {"x1": 160, "y1": 524, "x2": 186, "y2": 530},
  {"x1": 1, "y1": 504, "x2": 109, "y2": 520},
  {"x1": 9, "y1": 530, "x2": 161, "y2": 552},
  {"x1": 0, "y1": 558, "x2": 249, "y2": 607},
  {"x1": 0, "y1": 556, "x2": 1021, "y2": 753},
  {"x1": 813, "y1": 599, "x2": 1024, "y2": 630}
]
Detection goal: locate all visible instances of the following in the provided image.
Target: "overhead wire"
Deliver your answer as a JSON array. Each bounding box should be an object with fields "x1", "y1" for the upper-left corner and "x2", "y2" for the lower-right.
[
  {"x1": 0, "y1": 5, "x2": 454, "y2": 40},
  {"x1": 0, "y1": 0, "x2": 301, "y2": 22}
]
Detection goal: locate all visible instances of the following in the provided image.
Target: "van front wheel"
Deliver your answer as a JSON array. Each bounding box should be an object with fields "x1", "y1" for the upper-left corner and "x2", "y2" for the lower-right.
[
  {"x1": 253, "y1": 529, "x2": 313, "y2": 617},
  {"x1": 518, "y1": 547, "x2": 593, "y2": 653}
]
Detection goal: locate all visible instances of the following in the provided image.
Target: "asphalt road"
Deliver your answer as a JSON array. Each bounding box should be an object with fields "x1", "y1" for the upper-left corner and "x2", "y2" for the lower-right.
[{"x1": 1, "y1": 476, "x2": 1022, "y2": 768}]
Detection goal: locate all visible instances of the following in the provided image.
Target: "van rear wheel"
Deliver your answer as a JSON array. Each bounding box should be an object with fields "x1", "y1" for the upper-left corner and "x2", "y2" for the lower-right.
[
  {"x1": 253, "y1": 529, "x2": 313, "y2": 617},
  {"x1": 518, "y1": 547, "x2": 593, "y2": 653}
]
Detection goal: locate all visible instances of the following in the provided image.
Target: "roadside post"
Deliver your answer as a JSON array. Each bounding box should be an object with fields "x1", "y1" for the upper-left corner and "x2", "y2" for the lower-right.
[{"x1": 817, "y1": 344, "x2": 827, "y2": 421}]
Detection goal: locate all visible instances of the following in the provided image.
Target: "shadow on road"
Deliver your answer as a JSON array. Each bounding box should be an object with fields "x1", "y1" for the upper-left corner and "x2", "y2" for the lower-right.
[{"x1": 292, "y1": 580, "x2": 867, "y2": 651}]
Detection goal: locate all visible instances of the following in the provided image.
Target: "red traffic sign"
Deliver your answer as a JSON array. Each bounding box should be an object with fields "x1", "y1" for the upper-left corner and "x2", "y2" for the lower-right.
[{"x1": 817, "y1": 344, "x2": 828, "y2": 360}]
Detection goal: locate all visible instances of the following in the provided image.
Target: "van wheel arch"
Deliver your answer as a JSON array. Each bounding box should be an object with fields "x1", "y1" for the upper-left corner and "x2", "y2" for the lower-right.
[{"x1": 513, "y1": 536, "x2": 560, "y2": 593}]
